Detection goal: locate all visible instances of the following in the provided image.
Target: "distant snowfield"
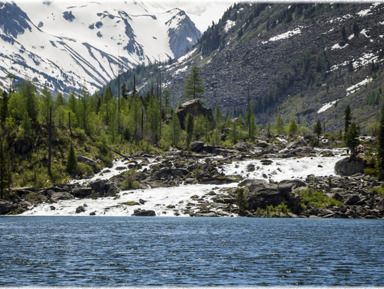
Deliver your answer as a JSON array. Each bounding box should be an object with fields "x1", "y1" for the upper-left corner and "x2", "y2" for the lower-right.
[
  {"x1": 346, "y1": 77, "x2": 372, "y2": 96},
  {"x1": 1, "y1": 0, "x2": 233, "y2": 94},
  {"x1": 317, "y1": 100, "x2": 339, "y2": 114},
  {"x1": 23, "y1": 149, "x2": 345, "y2": 217},
  {"x1": 262, "y1": 27, "x2": 302, "y2": 44}
]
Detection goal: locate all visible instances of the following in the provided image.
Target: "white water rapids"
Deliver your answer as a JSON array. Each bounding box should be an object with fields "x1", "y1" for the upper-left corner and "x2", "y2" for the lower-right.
[{"x1": 22, "y1": 149, "x2": 346, "y2": 217}]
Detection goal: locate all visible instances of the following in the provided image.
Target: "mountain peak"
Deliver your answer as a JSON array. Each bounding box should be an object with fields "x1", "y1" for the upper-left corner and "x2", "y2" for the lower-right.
[{"x1": 0, "y1": 0, "x2": 204, "y2": 95}]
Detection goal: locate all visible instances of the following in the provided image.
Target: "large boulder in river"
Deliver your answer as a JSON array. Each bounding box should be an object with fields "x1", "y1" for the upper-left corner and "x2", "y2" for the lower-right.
[
  {"x1": 233, "y1": 142, "x2": 253, "y2": 152},
  {"x1": 239, "y1": 179, "x2": 302, "y2": 212},
  {"x1": 89, "y1": 179, "x2": 119, "y2": 197},
  {"x1": 0, "y1": 200, "x2": 17, "y2": 215},
  {"x1": 335, "y1": 157, "x2": 365, "y2": 176},
  {"x1": 132, "y1": 209, "x2": 156, "y2": 216},
  {"x1": 176, "y1": 99, "x2": 213, "y2": 130},
  {"x1": 190, "y1": 141, "x2": 205, "y2": 153},
  {"x1": 51, "y1": 192, "x2": 74, "y2": 202}
]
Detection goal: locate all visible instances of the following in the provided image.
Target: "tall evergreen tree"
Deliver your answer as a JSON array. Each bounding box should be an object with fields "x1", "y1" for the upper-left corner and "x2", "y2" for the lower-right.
[
  {"x1": 183, "y1": 66, "x2": 205, "y2": 99},
  {"x1": 1, "y1": 91, "x2": 9, "y2": 127},
  {"x1": 68, "y1": 91, "x2": 77, "y2": 114},
  {"x1": 249, "y1": 113, "x2": 258, "y2": 140},
  {"x1": 147, "y1": 94, "x2": 161, "y2": 144},
  {"x1": 314, "y1": 119, "x2": 322, "y2": 144},
  {"x1": 0, "y1": 140, "x2": 9, "y2": 199},
  {"x1": 344, "y1": 105, "x2": 352, "y2": 136},
  {"x1": 168, "y1": 111, "x2": 181, "y2": 147},
  {"x1": 20, "y1": 81, "x2": 39, "y2": 125},
  {"x1": 378, "y1": 104, "x2": 384, "y2": 179},
  {"x1": 66, "y1": 143, "x2": 77, "y2": 174},
  {"x1": 345, "y1": 122, "x2": 360, "y2": 158},
  {"x1": 185, "y1": 113, "x2": 194, "y2": 146},
  {"x1": 287, "y1": 119, "x2": 298, "y2": 136},
  {"x1": 214, "y1": 105, "x2": 222, "y2": 129},
  {"x1": 41, "y1": 86, "x2": 53, "y2": 127},
  {"x1": 275, "y1": 114, "x2": 285, "y2": 135}
]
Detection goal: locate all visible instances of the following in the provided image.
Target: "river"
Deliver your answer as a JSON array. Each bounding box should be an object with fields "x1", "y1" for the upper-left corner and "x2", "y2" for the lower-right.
[{"x1": 21, "y1": 149, "x2": 345, "y2": 216}]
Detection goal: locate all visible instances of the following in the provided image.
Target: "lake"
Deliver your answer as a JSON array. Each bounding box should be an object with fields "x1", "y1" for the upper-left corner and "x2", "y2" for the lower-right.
[{"x1": 0, "y1": 217, "x2": 383, "y2": 286}]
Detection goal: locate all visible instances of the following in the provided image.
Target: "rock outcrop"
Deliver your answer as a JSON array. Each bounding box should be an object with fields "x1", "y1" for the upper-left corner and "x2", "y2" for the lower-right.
[
  {"x1": 176, "y1": 99, "x2": 213, "y2": 130},
  {"x1": 335, "y1": 157, "x2": 365, "y2": 176}
]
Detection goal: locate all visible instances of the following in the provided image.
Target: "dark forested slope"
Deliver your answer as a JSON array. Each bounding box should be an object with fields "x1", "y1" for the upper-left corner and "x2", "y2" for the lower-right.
[{"x1": 110, "y1": 3, "x2": 384, "y2": 133}]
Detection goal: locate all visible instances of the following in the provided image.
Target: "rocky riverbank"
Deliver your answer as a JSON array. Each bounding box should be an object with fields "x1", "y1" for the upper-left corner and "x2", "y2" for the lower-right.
[{"x1": 1, "y1": 137, "x2": 383, "y2": 219}]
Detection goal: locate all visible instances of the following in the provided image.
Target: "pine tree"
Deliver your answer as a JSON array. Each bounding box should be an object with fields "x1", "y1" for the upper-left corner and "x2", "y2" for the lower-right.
[
  {"x1": 41, "y1": 86, "x2": 53, "y2": 127},
  {"x1": 20, "y1": 81, "x2": 39, "y2": 125},
  {"x1": 66, "y1": 143, "x2": 78, "y2": 174},
  {"x1": 314, "y1": 119, "x2": 322, "y2": 144},
  {"x1": 55, "y1": 93, "x2": 65, "y2": 108},
  {"x1": 378, "y1": 104, "x2": 384, "y2": 179},
  {"x1": 287, "y1": 119, "x2": 298, "y2": 136},
  {"x1": 344, "y1": 105, "x2": 351, "y2": 136},
  {"x1": 214, "y1": 105, "x2": 222, "y2": 129},
  {"x1": 0, "y1": 140, "x2": 9, "y2": 199},
  {"x1": 250, "y1": 113, "x2": 258, "y2": 140},
  {"x1": 345, "y1": 122, "x2": 360, "y2": 158},
  {"x1": 185, "y1": 113, "x2": 194, "y2": 146},
  {"x1": 275, "y1": 114, "x2": 285, "y2": 135},
  {"x1": 183, "y1": 66, "x2": 205, "y2": 99},
  {"x1": 68, "y1": 91, "x2": 77, "y2": 114},
  {"x1": 230, "y1": 121, "x2": 238, "y2": 145},
  {"x1": 169, "y1": 111, "x2": 181, "y2": 147},
  {"x1": 147, "y1": 94, "x2": 161, "y2": 143},
  {"x1": 1, "y1": 91, "x2": 9, "y2": 128}
]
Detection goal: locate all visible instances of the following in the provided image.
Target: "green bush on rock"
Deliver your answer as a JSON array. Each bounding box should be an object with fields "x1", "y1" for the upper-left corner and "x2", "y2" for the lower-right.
[
  {"x1": 297, "y1": 188, "x2": 343, "y2": 209},
  {"x1": 121, "y1": 170, "x2": 140, "y2": 190}
]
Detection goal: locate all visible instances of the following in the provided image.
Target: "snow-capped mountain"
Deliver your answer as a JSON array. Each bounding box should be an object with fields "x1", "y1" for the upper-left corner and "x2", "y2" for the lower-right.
[{"x1": 0, "y1": 0, "x2": 202, "y2": 94}]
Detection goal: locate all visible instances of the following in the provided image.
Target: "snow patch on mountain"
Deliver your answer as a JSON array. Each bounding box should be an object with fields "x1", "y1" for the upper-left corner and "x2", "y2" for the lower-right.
[
  {"x1": 0, "y1": 0, "x2": 203, "y2": 94},
  {"x1": 317, "y1": 100, "x2": 339, "y2": 114},
  {"x1": 346, "y1": 77, "x2": 372, "y2": 96},
  {"x1": 224, "y1": 20, "x2": 235, "y2": 32},
  {"x1": 262, "y1": 27, "x2": 302, "y2": 44}
]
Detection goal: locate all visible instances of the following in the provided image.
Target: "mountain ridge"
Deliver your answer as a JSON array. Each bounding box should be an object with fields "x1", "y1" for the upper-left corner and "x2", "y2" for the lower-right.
[
  {"x1": 113, "y1": 2, "x2": 384, "y2": 132},
  {"x1": 0, "y1": 0, "x2": 202, "y2": 95}
]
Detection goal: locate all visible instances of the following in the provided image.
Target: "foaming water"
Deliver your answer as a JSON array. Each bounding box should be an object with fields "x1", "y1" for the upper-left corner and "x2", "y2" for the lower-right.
[
  {"x1": 22, "y1": 150, "x2": 344, "y2": 217},
  {"x1": 0, "y1": 217, "x2": 383, "y2": 286}
]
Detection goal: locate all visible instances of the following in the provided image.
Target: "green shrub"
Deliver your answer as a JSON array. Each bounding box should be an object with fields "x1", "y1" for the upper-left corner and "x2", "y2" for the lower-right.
[
  {"x1": 364, "y1": 167, "x2": 378, "y2": 177},
  {"x1": 255, "y1": 202, "x2": 290, "y2": 217},
  {"x1": 235, "y1": 187, "x2": 249, "y2": 214},
  {"x1": 298, "y1": 188, "x2": 343, "y2": 209},
  {"x1": 76, "y1": 163, "x2": 93, "y2": 177},
  {"x1": 372, "y1": 186, "x2": 384, "y2": 196},
  {"x1": 121, "y1": 170, "x2": 140, "y2": 190}
]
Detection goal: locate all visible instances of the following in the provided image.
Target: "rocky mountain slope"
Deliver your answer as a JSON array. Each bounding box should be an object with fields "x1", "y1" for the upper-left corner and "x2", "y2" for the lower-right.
[
  {"x1": 0, "y1": 0, "x2": 201, "y2": 95},
  {"x1": 116, "y1": 3, "x2": 384, "y2": 132}
]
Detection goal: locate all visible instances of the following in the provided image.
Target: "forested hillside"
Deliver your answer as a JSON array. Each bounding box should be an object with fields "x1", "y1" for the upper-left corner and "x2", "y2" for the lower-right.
[
  {"x1": 107, "y1": 3, "x2": 384, "y2": 133},
  {"x1": 0, "y1": 67, "x2": 257, "y2": 193},
  {"x1": 2, "y1": 3, "x2": 384, "y2": 195}
]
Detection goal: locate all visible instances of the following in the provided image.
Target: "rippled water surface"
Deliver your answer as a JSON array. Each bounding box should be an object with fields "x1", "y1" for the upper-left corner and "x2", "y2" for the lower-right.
[{"x1": 0, "y1": 217, "x2": 383, "y2": 286}]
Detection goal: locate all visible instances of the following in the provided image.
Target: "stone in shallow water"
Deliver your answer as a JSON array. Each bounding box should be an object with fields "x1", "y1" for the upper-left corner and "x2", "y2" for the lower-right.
[{"x1": 132, "y1": 209, "x2": 156, "y2": 216}]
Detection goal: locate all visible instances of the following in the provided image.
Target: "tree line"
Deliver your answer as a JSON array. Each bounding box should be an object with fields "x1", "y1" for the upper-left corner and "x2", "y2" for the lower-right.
[{"x1": 1, "y1": 65, "x2": 384, "y2": 197}]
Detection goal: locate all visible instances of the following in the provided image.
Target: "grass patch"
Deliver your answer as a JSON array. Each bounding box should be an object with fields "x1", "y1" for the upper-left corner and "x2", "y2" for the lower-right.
[
  {"x1": 255, "y1": 202, "x2": 290, "y2": 217},
  {"x1": 371, "y1": 186, "x2": 384, "y2": 196},
  {"x1": 297, "y1": 188, "x2": 343, "y2": 209}
]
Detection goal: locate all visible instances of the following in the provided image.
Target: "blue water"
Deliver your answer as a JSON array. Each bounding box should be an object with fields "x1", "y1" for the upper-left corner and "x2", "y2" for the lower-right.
[{"x1": 0, "y1": 217, "x2": 383, "y2": 286}]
